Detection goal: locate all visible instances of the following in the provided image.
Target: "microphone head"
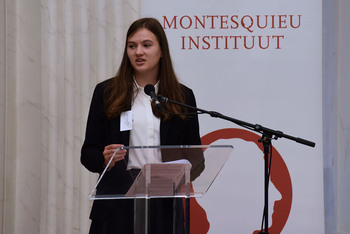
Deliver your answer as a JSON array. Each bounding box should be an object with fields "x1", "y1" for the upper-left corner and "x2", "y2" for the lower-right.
[{"x1": 144, "y1": 84, "x2": 155, "y2": 96}]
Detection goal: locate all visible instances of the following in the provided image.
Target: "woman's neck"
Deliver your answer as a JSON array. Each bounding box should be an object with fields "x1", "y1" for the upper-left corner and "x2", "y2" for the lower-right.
[{"x1": 134, "y1": 74, "x2": 158, "y2": 87}]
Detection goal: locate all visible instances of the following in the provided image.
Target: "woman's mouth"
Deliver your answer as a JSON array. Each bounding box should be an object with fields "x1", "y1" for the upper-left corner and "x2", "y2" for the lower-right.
[{"x1": 135, "y1": 58, "x2": 145, "y2": 65}]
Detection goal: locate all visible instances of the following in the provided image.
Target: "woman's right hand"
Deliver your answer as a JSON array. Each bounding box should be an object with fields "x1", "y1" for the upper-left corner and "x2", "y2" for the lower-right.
[{"x1": 103, "y1": 144, "x2": 127, "y2": 169}]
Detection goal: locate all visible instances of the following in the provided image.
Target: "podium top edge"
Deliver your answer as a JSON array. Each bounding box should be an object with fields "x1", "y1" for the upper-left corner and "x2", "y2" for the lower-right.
[{"x1": 118, "y1": 145, "x2": 234, "y2": 150}]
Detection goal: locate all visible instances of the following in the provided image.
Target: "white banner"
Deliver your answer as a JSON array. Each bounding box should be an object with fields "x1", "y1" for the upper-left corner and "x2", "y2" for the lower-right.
[{"x1": 142, "y1": 0, "x2": 324, "y2": 233}]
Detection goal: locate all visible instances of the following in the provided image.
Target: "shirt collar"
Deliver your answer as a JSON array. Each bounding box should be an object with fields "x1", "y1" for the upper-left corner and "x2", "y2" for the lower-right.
[{"x1": 133, "y1": 78, "x2": 160, "y2": 94}]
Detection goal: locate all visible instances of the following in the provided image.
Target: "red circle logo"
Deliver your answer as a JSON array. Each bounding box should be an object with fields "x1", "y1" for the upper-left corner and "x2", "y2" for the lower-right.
[{"x1": 190, "y1": 128, "x2": 293, "y2": 234}]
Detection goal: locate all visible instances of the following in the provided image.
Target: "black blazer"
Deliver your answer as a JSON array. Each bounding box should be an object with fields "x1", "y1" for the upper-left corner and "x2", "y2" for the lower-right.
[{"x1": 81, "y1": 79, "x2": 204, "y2": 221}]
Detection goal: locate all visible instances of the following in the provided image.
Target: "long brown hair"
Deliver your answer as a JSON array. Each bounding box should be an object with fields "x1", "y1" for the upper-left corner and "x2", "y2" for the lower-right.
[{"x1": 104, "y1": 17, "x2": 185, "y2": 121}]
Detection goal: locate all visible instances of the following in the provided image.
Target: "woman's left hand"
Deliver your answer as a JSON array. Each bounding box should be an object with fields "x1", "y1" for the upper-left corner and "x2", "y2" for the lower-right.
[{"x1": 103, "y1": 144, "x2": 127, "y2": 169}]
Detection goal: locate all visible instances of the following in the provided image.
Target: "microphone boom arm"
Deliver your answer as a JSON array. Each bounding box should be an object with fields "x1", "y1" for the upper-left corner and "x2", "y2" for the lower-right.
[{"x1": 158, "y1": 95, "x2": 315, "y2": 147}]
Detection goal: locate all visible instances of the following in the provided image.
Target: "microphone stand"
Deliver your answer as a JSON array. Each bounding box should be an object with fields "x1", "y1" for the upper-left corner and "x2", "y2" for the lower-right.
[{"x1": 158, "y1": 95, "x2": 315, "y2": 234}]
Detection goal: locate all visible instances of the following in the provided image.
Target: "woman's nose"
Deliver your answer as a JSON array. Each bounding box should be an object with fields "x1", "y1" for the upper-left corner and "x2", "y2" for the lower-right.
[{"x1": 136, "y1": 45, "x2": 144, "y2": 55}]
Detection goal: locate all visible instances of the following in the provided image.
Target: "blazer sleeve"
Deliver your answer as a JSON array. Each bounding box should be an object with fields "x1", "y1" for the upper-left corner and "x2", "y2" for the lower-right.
[
  {"x1": 163, "y1": 85, "x2": 204, "y2": 180},
  {"x1": 182, "y1": 86, "x2": 205, "y2": 180},
  {"x1": 183, "y1": 86, "x2": 201, "y2": 145},
  {"x1": 81, "y1": 82, "x2": 108, "y2": 173}
]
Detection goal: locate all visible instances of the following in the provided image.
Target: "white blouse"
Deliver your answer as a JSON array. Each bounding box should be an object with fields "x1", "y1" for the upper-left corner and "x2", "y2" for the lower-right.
[{"x1": 127, "y1": 81, "x2": 162, "y2": 170}]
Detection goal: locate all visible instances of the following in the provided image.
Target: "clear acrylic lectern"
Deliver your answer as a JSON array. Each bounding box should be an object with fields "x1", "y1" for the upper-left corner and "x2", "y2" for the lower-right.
[{"x1": 89, "y1": 145, "x2": 233, "y2": 234}]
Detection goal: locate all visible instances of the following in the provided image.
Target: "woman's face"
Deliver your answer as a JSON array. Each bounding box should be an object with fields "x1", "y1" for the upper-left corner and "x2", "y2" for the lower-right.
[{"x1": 127, "y1": 28, "x2": 162, "y2": 78}]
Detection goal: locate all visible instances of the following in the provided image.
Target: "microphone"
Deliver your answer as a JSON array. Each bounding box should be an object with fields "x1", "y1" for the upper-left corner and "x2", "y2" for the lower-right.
[{"x1": 144, "y1": 84, "x2": 161, "y2": 109}]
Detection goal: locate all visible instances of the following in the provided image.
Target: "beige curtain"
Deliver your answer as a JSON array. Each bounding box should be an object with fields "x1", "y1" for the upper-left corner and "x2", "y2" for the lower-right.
[
  {"x1": 323, "y1": 0, "x2": 350, "y2": 233},
  {"x1": 1, "y1": 0, "x2": 139, "y2": 233}
]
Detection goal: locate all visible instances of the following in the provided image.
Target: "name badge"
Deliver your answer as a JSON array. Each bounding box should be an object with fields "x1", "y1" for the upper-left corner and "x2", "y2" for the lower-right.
[{"x1": 120, "y1": 110, "x2": 132, "y2": 131}]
